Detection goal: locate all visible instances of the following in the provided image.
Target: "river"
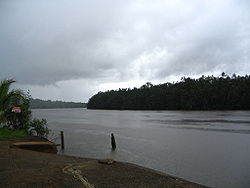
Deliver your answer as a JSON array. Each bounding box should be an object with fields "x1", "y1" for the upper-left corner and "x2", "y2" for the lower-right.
[{"x1": 32, "y1": 109, "x2": 250, "y2": 188}]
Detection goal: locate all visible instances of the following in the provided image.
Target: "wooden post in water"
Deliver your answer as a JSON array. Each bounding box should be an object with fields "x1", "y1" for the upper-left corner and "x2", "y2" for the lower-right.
[
  {"x1": 60, "y1": 131, "x2": 64, "y2": 150},
  {"x1": 111, "y1": 133, "x2": 116, "y2": 149}
]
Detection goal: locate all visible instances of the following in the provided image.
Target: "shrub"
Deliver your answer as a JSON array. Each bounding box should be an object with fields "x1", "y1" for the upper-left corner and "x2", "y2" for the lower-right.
[
  {"x1": 0, "y1": 79, "x2": 50, "y2": 139},
  {"x1": 27, "y1": 118, "x2": 50, "y2": 138}
]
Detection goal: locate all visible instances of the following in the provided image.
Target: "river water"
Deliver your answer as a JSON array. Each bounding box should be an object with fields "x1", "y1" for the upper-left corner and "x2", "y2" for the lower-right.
[{"x1": 32, "y1": 109, "x2": 250, "y2": 188}]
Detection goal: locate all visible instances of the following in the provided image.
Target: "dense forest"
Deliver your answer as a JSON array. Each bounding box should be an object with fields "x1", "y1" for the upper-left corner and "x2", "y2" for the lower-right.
[
  {"x1": 31, "y1": 98, "x2": 86, "y2": 109},
  {"x1": 87, "y1": 73, "x2": 250, "y2": 110}
]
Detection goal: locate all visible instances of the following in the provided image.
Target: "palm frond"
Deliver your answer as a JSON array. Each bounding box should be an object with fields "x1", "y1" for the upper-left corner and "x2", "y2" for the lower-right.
[{"x1": 0, "y1": 79, "x2": 16, "y2": 111}]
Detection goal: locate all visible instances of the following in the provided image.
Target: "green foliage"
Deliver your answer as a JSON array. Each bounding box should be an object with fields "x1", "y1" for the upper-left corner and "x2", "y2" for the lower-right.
[
  {"x1": 0, "y1": 79, "x2": 16, "y2": 109},
  {"x1": 27, "y1": 118, "x2": 50, "y2": 138},
  {"x1": 0, "y1": 79, "x2": 31, "y2": 126},
  {"x1": 87, "y1": 74, "x2": 250, "y2": 110},
  {"x1": 4, "y1": 92, "x2": 32, "y2": 130},
  {"x1": 0, "y1": 79, "x2": 17, "y2": 123},
  {"x1": 0, "y1": 79, "x2": 49, "y2": 138},
  {"x1": 0, "y1": 127, "x2": 29, "y2": 140}
]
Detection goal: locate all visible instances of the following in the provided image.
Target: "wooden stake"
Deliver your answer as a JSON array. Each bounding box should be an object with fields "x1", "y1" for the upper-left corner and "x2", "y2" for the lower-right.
[
  {"x1": 60, "y1": 131, "x2": 64, "y2": 150},
  {"x1": 111, "y1": 133, "x2": 116, "y2": 149}
]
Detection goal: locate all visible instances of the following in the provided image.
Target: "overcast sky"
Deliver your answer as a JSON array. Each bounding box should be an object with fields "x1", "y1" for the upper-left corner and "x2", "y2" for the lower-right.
[{"x1": 1, "y1": 0, "x2": 250, "y2": 102}]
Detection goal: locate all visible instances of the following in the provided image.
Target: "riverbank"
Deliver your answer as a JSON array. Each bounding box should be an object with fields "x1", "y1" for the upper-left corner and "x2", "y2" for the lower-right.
[{"x1": 0, "y1": 136, "x2": 209, "y2": 188}]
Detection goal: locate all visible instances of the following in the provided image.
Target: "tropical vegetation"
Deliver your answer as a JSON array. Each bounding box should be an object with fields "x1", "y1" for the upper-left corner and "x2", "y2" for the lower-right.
[
  {"x1": 0, "y1": 79, "x2": 49, "y2": 138},
  {"x1": 87, "y1": 73, "x2": 250, "y2": 110}
]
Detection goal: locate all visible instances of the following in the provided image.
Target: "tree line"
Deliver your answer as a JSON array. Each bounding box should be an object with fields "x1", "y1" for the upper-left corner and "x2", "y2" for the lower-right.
[
  {"x1": 30, "y1": 98, "x2": 86, "y2": 109},
  {"x1": 87, "y1": 73, "x2": 250, "y2": 110}
]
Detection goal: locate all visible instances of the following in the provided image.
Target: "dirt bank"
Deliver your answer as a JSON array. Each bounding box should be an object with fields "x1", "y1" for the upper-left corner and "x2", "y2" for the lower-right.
[{"x1": 0, "y1": 137, "x2": 209, "y2": 188}]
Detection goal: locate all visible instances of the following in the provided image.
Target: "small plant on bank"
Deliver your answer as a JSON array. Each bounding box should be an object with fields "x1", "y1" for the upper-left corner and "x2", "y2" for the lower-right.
[{"x1": 27, "y1": 118, "x2": 50, "y2": 138}]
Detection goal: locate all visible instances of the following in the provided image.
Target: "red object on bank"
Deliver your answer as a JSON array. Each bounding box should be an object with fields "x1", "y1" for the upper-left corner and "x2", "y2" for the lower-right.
[{"x1": 12, "y1": 106, "x2": 21, "y2": 113}]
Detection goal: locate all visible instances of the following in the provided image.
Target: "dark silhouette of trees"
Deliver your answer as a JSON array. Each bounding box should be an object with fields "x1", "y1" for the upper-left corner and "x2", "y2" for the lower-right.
[
  {"x1": 30, "y1": 99, "x2": 86, "y2": 109},
  {"x1": 87, "y1": 74, "x2": 250, "y2": 110}
]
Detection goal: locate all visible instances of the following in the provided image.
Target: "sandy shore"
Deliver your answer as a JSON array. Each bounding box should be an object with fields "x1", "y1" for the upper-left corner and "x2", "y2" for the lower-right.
[{"x1": 0, "y1": 136, "x2": 209, "y2": 188}]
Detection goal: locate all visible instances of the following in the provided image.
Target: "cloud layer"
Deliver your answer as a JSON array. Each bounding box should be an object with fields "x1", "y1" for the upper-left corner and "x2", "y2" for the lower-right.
[{"x1": 1, "y1": 0, "x2": 250, "y2": 101}]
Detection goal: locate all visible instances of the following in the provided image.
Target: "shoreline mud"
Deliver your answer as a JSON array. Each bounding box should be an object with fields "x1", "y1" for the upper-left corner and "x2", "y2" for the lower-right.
[{"x1": 0, "y1": 136, "x2": 210, "y2": 188}]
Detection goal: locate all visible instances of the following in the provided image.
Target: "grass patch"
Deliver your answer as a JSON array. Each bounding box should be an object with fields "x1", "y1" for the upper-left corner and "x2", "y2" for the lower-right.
[{"x1": 0, "y1": 127, "x2": 29, "y2": 140}]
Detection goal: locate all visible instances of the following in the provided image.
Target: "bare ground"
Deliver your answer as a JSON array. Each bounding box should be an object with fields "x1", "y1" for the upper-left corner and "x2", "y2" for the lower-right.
[{"x1": 0, "y1": 137, "x2": 210, "y2": 188}]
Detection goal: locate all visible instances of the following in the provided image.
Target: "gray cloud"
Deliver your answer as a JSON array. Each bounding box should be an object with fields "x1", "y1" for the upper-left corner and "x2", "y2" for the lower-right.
[{"x1": 1, "y1": 0, "x2": 250, "y2": 101}]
